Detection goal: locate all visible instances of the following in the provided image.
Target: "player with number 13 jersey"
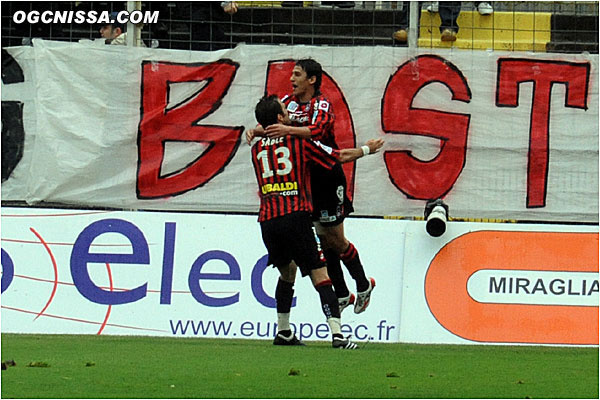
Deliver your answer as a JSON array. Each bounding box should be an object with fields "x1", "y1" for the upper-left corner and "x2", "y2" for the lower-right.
[{"x1": 251, "y1": 133, "x2": 340, "y2": 222}]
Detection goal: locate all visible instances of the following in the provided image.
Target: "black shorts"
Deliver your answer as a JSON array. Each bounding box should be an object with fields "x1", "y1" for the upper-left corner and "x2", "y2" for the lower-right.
[
  {"x1": 310, "y1": 163, "x2": 354, "y2": 226},
  {"x1": 260, "y1": 211, "x2": 326, "y2": 277}
]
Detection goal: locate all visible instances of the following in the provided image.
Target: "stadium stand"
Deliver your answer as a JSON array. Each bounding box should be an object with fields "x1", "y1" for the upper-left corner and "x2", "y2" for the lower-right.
[{"x1": 1, "y1": 1, "x2": 598, "y2": 53}]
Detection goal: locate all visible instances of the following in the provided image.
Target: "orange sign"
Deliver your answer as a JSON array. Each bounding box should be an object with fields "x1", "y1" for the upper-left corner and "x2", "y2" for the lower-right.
[{"x1": 425, "y1": 231, "x2": 599, "y2": 345}]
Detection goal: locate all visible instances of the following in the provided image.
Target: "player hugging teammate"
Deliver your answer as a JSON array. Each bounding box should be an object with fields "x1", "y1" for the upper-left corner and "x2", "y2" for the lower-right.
[{"x1": 248, "y1": 59, "x2": 383, "y2": 349}]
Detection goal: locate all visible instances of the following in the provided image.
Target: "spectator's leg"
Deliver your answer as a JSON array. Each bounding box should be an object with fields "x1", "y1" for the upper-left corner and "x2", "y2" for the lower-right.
[
  {"x1": 439, "y1": 1, "x2": 460, "y2": 41},
  {"x1": 392, "y1": 1, "x2": 410, "y2": 42},
  {"x1": 439, "y1": 1, "x2": 461, "y2": 33}
]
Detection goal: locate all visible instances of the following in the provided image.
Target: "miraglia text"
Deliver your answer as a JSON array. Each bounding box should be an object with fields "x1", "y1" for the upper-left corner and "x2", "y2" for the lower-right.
[{"x1": 12, "y1": 10, "x2": 159, "y2": 25}]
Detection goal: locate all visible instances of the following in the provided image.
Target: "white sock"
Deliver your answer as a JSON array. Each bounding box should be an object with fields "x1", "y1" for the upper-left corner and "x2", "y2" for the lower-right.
[
  {"x1": 277, "y1": 313, "x2": 290, "y2": 332},
  {"x1": 327, "y1": 317, "x2": 342, "y2": 336}
]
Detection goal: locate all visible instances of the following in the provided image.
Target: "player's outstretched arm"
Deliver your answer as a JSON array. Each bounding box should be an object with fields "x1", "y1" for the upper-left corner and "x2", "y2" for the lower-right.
[
  {"x1": 338, "y1": 138, "x2": 384, "y2": 163},
  {"x1": 364, "y1": 138, "x2": 384, "y2": 154}
]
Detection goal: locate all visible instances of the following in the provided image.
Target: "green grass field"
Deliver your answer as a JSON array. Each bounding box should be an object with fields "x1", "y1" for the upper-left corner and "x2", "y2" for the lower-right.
[{"x1": 1, "y1": 334, "x2": 598, "y2": 399}]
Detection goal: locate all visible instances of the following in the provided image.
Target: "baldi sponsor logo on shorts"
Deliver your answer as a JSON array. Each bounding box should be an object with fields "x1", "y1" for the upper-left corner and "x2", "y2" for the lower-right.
[
  {"x1": 425, "y1": 231, "x2": 599, "y2": 345},
  {"x1": 261, "y1": 181, "x2": 298, "y2": 196}
]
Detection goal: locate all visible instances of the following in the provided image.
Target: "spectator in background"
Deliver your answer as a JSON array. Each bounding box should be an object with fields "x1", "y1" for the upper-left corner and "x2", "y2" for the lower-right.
[
  {"x1": 99, "y1": 11, "x2": 146, "y2": 46},
  {"x1": 190, "y1": 1, "x2": 238, "y2": 50},
  {"x1": 393, "y1": 1, "x2": 461, "y2": 42},
  {"x1": 425, "y1": 1, "x2": 494, "y2": 42},
  {"x1": 428, "y1": 2, "x2": 493, "y2": 15},
  {"x1": 392, "y1": 1, "x2": 422, "y2": 43},
  {"x1": 437, "y1": 1, "x2": 461, "y2": 41}
]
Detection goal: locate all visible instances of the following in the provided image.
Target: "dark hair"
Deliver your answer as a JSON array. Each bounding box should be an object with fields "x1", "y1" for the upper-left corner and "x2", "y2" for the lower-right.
[
  {"x1": 295, "y1": 58, "x2": 322, "y2": 93},
  {"x1": 255, "y1": 95, "x2": 283, "y2": 128},
  {"x1": 102, "y1": 11, "x2": 125, "y2": 31}
]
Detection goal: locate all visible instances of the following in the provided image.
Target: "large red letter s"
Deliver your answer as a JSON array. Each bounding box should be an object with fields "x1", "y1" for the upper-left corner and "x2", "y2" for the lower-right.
[
  {"x1": 265, "y1": 60, "x2": 357, "y2": 201},
  {"x1": 138, "y1": 60, "x2": 243, "y2": 199},
  {"x1": 382, "y1": 55, "x2": 471, "y2": 200}
]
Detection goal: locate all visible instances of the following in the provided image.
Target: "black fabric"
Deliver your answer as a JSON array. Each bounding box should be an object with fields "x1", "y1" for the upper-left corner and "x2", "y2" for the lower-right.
[
  {"x1": 324, "y1": 248, "x2": 350, "y2": 298},
  {"x1": 439, "y1": 1, "x2": 461, "y2": 33},
  {"x1": 275, "y1": 279, "x2": 294, "y2": 314},
  {"x1": 315, "y1": 282, "x2": 341, "y2": 319},
  {"x1": 260, "y1": 212, "x2": 326, "y2": 277},
  {"x1": 396, "y1": 1, "x2": 423, "y2": 30},
  {"x1": 310, "y1": 163, "x2": 353, "y2": 226}
]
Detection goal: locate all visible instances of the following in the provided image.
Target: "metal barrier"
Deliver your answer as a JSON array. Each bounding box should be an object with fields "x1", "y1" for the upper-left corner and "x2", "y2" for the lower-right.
[{"x1": 1, "y1": 2, "x2": 598, "y2": 53}]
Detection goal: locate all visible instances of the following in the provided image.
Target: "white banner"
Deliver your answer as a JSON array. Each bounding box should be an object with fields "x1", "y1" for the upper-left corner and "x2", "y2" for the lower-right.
[
  {"x1": 1, "y1": 40, "x2": 598, "y2": 222},
  {"x1": 399, "y1": 221, "x2": 598, "y2": 346},
  {"x1": 1, "y1": 207, "x2": 404, "y2": 342},
  {"x1": 2, "y1": 207, "x2": 597, "y2": 346}
]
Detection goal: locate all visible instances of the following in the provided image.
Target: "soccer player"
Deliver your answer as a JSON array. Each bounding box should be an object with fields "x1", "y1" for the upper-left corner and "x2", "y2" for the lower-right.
[
  {"x1": 251, "y1": 95, "x2": 383, "y2": 349},
  {"x1": 248, "y1": 59, "x2": 376, "y2": 315}
]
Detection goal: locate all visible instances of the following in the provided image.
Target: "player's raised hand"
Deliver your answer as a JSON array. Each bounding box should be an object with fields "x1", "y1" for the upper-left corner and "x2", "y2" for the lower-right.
[
  {"x1": 246, "y1": 129, "x2": 255, "y2": 145},
  {"x1": 246, "y1": 124, "x2": 265, "y2": 145},
  {"x1": 265, "y1": 124, "x2": 289, "y2": 138},
  {"x1": 365, "y1": 138, "x2": 384, "y2": 154}
]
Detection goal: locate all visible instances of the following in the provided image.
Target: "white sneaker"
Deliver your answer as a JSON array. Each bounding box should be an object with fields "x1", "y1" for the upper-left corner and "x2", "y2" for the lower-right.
[
  {"x1": 338, "y1": 293, "x2": 355, "y2": 313},
  {"x1": 426, "y1": 2, "x2": 439, "y2": 13},
  {"x1": 477, "y1": 2, "x2": 494, "y2": 15},
  {"x1": 354, "y1": 278, "x2": 375, "y2": 314}
]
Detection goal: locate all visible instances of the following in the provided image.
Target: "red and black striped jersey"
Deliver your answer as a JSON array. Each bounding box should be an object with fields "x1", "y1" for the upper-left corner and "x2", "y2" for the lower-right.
[
  {"x1": 251, "y1": 135, "x2": 340, "y2": 222},
  {"x1": 281, "y1": 93, "x2": 338, "y2": 149}
]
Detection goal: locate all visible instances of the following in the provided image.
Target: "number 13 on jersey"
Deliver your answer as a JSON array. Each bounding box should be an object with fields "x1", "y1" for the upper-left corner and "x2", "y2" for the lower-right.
[{"x1": 257, "y1": 147, "x2": 293, "y2": 178}]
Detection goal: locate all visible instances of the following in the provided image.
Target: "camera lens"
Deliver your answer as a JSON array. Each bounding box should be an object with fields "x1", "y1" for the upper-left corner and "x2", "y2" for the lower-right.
[{"x1": 426, "y1": 204, "x2": 447, "y2": 237}]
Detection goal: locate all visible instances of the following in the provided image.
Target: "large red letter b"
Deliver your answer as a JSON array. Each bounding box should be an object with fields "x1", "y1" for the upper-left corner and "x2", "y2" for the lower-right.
[{"x1": 138, "y1": 60, "x2": 243, "y2": 199}]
